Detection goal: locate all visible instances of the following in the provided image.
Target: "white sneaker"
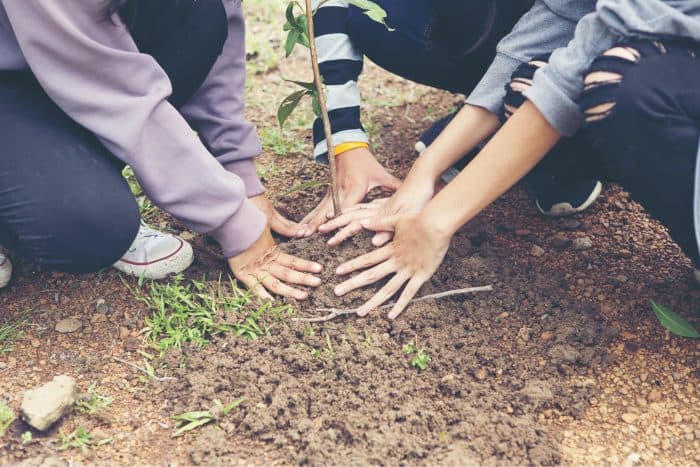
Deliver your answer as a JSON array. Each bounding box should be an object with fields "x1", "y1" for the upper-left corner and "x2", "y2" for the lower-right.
[
  {"x1": 0, "y1": 252, "x2": 11, "y2": 289},
  {"x1": 113, "y1": 223, "x2": 194, "y2": 280}
]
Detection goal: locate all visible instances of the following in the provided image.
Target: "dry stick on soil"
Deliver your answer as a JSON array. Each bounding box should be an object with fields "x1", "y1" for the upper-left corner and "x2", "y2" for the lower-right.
[
  {"x1": 111, "y1": 356, "x2": 177, "y2": 382},
  {"x1": 294, "y1": 285, "x2": 494, "y2": 322},
  {"x1": 305, "y1": 0, "x2": 341, "y2": 215}
]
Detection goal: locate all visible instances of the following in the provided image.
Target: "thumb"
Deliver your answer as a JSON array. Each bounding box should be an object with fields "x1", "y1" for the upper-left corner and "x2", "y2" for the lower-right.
[{"x1": 361, "y1": 214, "x2": 399, "y2": 233}]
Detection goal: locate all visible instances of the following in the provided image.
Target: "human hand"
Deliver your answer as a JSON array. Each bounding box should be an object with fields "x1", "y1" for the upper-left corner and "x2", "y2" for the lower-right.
[
  {"x1": 229, "y1": 227, "x2": 322, "y2": 300},
  {"x1": 333, "y1": 212, "x2": 451, "y2": 319},
  {"x1": 298, "y1": 147, "x2": 400, "y2": 236},
  {"x1": 249, "y1": 194, "x2": 303, "y2": 238},
  {"x1": 318, "y1": 158, "x2": 437, "y2": 246}
]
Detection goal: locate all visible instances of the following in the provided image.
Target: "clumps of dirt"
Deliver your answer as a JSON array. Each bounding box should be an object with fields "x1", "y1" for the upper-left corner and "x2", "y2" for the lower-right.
[{"x1": 162, "y1": 227, "x2": 617, "y2": 465}]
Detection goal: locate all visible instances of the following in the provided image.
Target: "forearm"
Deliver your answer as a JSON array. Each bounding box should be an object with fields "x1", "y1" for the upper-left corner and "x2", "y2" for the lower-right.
[
  {"x1": 425, "y1": 101, "x2": 561, "y2": 236},
  {"x1": 415, "y1": 104, "x2": 499, "y2": 180}
]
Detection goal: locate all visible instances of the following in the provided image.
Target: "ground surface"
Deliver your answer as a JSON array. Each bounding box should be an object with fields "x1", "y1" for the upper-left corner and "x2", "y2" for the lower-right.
[{"x1": 1, "y1": 1, "x2": 698, "y2": 465}]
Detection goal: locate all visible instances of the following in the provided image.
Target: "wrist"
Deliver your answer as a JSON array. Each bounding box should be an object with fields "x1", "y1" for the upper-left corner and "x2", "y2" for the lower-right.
[
  {"x1": 414, "y1": 151, "x2": 446, "y2": 181},
  {"x1": 419, "y1": 204, "x2": 459, "y2": 241}
]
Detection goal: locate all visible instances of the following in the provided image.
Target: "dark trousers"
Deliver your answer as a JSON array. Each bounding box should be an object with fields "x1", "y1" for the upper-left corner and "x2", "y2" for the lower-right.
[
  {"x1": 580, "y1": 39, "x2": 700, "y2": 265},
  {"x1": 0, "y1": 0, "x2": 226, "y2": 273},
  {"x1": 506, "y1": 39, "x2": 700, "y2": 265}
]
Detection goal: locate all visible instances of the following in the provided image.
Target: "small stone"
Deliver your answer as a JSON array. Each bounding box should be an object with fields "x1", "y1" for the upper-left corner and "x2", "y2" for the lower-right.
[
  {"x1": 661, "y1": 439, "x2": 671, "y2": 450},
  {"x1": 531, "y1": 245, "x2": 545, "y2": 257},
  {"x1": 119, "y1": 327, "x2": 130, "y2": 339},
  {"x1": 515, "y1": 229, "x2": 531, "y2": 237},
  {"x1": 540, "y1": 331, "x2": 555, "y2": 343},
  {"x1": 21, "y1": 375, "x2": 79, "y2": 431},
  {"x1": 550, "y1": 235, "x2": 571, "y2": 250},
  {"x1": 561, "y1": 219, "x2": 581, "y2": 231},
  {"x1": 95, "y1": 299, "x2": 112, "y2": 314},
  {"x1": 621, "y1": 412, "x2": 639, "y2": 424},
  {"x1": 91, "y1": 313, "x2": 108, "y2": 324},
  {"x1": 179, "y1": 230, "x2": 195, "y2": 241},
  {"x1": 474, "y1": 368, "x2": 488, "y2": 381},
  {"x1": 647, "y1": 389, "x2": 662, "y2": 403},
  {"x1": 55, "y1": 317, "x2": 82, "y2": 334},
  {"x1": 616, "y1": 275, "x2": 629, "y2": 283},
  {"x1": 573, "y1": 237, "x2": 593, "y2": 251},
  {"x1": 648, "y1": 435, "x2": 660, "y2": 446},
  {"x1": 517, "y1": 327, "x2": 531, "y2": 342}
]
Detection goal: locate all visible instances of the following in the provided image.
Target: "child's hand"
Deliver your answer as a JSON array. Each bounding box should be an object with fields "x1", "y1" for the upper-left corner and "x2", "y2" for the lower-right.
[
  {"x1": 333, "y1": 211, "x2": 451, "y2": 319},
  {"x1": 249, "y1": 194, "x2": 304, "y2": 238}
]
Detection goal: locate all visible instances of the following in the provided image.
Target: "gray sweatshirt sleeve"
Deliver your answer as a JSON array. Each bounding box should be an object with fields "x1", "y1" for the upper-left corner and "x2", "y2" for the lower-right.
[
  {"x1": 466, "y1": 0, "x2": 581, "y2": 114},
  {"x1": 179, "y1": 0, "x2": 265, "y2": 198},
  {"x1": 1, "y1": 0, "x2": 266, "y2": 258}
]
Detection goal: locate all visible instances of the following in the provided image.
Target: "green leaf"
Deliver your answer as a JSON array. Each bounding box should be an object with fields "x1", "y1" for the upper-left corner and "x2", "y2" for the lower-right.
[
  {"x1": 311, "y1": 93, "x2": 321, "y2": 118},
  {"x1": 283, "y1": 79, "x2": 316, "y2": 92},
  {"x1": 285, "y1": 29, "x2": 300, "y2": 57},
  {"x1": 650, "y1": 301, "x2": 700, "y2": 338},
  {"x1": 277, "y1": 90, "x2": 308, "y2": 128},
  {"x1": 347, "y1": 0, "x2": 393, "y2": 29}
]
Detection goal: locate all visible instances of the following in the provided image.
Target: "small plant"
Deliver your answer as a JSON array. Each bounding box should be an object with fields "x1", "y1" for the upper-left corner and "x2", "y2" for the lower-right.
[
  {"x1": 58, "y1": 427, "x2": 111, "y2": 454},
  {"x1": 122, "y1": 166, "x2": 158, "y2": 222},
  {"x1": 279, "y1": 0, "x2": 390, "y2": 216},
  {"x1": 126, "y1": 274, "x2": 293, "y2": 354},
  {"x1": 256, "y1": 162, "x2": 281, "y2": 182},
  {"x1": 0, "y1": 318, "x2": 26, "y2": 354},
  {"x1": 650, "y1": 301, "x2": 699, "y2": 338},
  {"x1": 0, "y1": 402, "x2": 15, "y2": 437},
  {"x1": 76, "y1": 384, "x2": 114, "y2": 415},
  {"x1": 172, "y1": 398, "x2": 245, "y2": 437},
  {"x1": 324, "y1": 332, "x2": 335, "y2": 357},
  {"x1": 21, "y1": 431, "x2": 32, "y2": 444},
  {"x1": 402, "y1": 341, "x2": 430, "y2": 370}
]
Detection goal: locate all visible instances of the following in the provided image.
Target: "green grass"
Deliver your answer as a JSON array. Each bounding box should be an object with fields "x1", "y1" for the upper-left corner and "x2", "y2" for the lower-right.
[
  {"x1": 122, "y1": 166, "x2": 159, "y2": 223},
  {"x1": 256, "y1": 162, "x2": 282, "y2": 182},
  {"x1": 0, "y1": 318, "x2": 26, "y2": 354},
  {"x1": 402, "y1": 341, "x2": 431, "y2": 370},
  {"x1": 58, "y1": 427, "x2": 111, "y2": 454},
  {"x1": 128, "y1": 274, "x2": 293, "y2": 354},
  {"x1": 0, "y1": 401, "x2": 15, "y2": 437},
  {"x1": 259, "y1": 126, "x2": 308, "y2": 156},
  {"x1": 76, "y1": 385, "x2": 113, "y2": 415},
  {"x1": 172, "y1": 398, "x2": 245, "y2": 437}
]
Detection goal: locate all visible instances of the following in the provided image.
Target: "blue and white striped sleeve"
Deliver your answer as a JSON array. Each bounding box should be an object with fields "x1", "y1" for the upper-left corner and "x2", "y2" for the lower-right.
[{"x1": 312, "y1": 0, "x2": 368, "y2": 162}]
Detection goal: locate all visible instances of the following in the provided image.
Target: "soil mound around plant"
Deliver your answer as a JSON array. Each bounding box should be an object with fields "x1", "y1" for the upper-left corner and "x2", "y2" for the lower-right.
[{"x1": 163, "y1": 228, "x2": 617, "y2": 465}]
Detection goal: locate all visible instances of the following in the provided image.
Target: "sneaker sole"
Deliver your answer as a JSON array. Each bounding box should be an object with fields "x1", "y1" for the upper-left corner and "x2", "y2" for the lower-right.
[
  {"x1": 0, "y1": 256, "x2": 11, "y2": 289},
  {"x1": 536, "y1": 181, "x2": 602, "y2": 217},
  {"x1": 114, "y1": 239, "x2": 194, "y2": 280}
]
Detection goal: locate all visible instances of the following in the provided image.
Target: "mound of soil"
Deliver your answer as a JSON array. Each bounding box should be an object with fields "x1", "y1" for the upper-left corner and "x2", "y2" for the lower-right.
[{"x1": 162, "y1": 226, "x2": 617, "y2": 465}]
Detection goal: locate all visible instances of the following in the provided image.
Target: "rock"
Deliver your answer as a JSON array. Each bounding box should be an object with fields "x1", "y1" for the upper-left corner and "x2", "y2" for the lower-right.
[
  {"x1": 561, "y1": 219, "x2": 581, "y2": 231},
  {"x1": 515, "y1": 229, "x2": 531, "y2": 237},
  {"x1": 517, "y1": 327, "x2": 531, "y2": 342},
  {"x1": 647, "y1": 389, "x2": 662, "y2": 403},
  {"x1": 540, "y1": 331, "x2": 555, "y2": 343},
  {"x1": 179, "y1": 230, "x2": 195, "y2": 241},
  {"x1": 91, "y1": 313, "x2": 108, "y2": 324},
  {"x1": 95, "y1": 299, "x2": 113, "y2": 314},
  {"x1": 473, "y1": 368, "x2": 488, "y2": 381},
  {"x1": 531, "y1": 245, "x2": 545, "y2": 257},
  {"x1": 119, "y1": 326, "x2": 130, "y2": 339},
  {"x1": 621, "y1": 412, "x2": 639, "y2": 424},
  {"x1": 573, "y1": 237, "x2": 593, "y2": 251},
  {"x1": 21, "y1": 375, "x2": 79, "y2": 431},
  {"x1": 54, "y1": 317, "x2": 82, "y2": 334},
  {"x1": 550, "y1": 235, "x2": 571, "y2": 250}
]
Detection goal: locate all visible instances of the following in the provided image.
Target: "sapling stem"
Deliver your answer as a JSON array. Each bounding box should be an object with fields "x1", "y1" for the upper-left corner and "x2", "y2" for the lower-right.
[{"x1": 305, "y1": 0, "x2": 341, "y2": 216}]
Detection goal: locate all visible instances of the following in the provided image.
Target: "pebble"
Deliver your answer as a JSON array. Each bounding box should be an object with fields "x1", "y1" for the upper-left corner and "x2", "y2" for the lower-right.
[
  {"x1": 91, "y1": 313, "x2": 108, "y2": 324},
  {"x1": 20, "y1": 375, "x2": 79, "y2": 431},
  {"x1": 119, "y1": 327, "x2": 131, "y2": 339},
  {"x1": 647, "y1": 389, "x2": 662, "y2": 403},
  {"x1": 54, "y1": 317, "x2": 82, "y2": 334},
  {"x1": 573, "y1": 237, "x2": 593, "y2": 251},
  {"x1": 540, "y1": 331, "x2": 555, "y2": 343},
  {"x1": 550, "y1": 235, "x2": 571, "y2": 250},
  {"x1": 95, "y1": 299, "x2": 113, "y2": 314},
  {"x1": 531, "y1": 245, "x2": 545, "y2": 257},
  {"x1": 179, "y1": 231, "x2": 195, "y2": 241},
  {"x1": 474, "y1": 368, "x2": 488, "y2": 381},
  {"x1": 561, "y1": 219, "x2": 581, "y2": 231},
  {"x1": 517, "y1": 327, "x2": 531, "y2": 342},
  {"x1": 621, "y1": 412, "x2": 639, "y2": 424},
  {"x1": 515, "y1": 229, "x2": 531, "y2": 237}
]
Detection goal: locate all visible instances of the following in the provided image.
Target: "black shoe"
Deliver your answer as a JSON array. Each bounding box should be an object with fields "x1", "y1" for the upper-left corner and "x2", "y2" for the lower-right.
[
  {"x1": 415, "y1": 108, "x2": 461, "y2": 154},
  {"x1": 536, "y1": 178, "x2": 602, "y2": 217}
]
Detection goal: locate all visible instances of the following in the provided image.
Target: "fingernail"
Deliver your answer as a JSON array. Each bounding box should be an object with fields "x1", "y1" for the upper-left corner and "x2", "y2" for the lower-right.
[
  {"x1": 311, "y1": 277, "x2": 322, "y2": 286},
  {"x1": 313, "y1": 264, "x2": 323, "y2": 272},
  {"x1": 297, "y1": 292, "x2": 308, "y2": 300},
  {"x1": 336, "y1": 265, "x2": 346, "y2": 275},
  {"x1": 334, "y1": 286, "x2": 344, "y2": 296},
  {"x1": 388, "y1": 312, "x2": 397, "y2": 320},
  {"x1": 357, "y1": 308, "x2": 368, "y2": 317}
]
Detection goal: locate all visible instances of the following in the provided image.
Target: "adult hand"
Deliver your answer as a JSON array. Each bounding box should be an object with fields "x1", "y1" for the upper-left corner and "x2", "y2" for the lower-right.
[
  {"x1": 318, "y1": 158, "x2": 437, "y2": 246},
  {"x1": 299, "y1": 147, "x2": 400, "y2": 236},
  {"x1": 229, "y1": 227, "x2": 322, "y2": 300},
  {"x1": 249, "y1": 194, "x2": 303, "y2": 238},
  {"x1": 333, "y1": 212, "x2": 451, "y2": 319}
]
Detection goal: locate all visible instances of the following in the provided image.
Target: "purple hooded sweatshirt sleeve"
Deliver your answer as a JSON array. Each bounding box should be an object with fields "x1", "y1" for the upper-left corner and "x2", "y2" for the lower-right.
[{"x1": 1, "y1": 0, "x2": 267, "y2": 258}]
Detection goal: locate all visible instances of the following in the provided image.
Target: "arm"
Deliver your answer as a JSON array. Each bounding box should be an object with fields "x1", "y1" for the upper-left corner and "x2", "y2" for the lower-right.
[{"x1": 2, "y1": 0, "x2": 265, "y2": 258}]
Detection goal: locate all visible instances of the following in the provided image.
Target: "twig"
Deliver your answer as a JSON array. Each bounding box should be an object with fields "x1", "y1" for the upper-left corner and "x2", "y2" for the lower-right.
[
  {"x1": 305, "y1": 0, "x2": 341, "y2": 216},
  {"x1": 294, "y1": 285, "x2": 493, "y2": 322},
  {"x1": 111, "y1": 356, "x2": 177, "y2": 382}
]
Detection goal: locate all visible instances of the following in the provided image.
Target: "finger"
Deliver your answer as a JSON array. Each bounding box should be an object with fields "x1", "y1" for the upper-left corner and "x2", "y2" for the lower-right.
[
  {"x1": 379, "y1": 173, "x2": 402, "y2": 191},
  {"x1": 334, "y1": 259, "x2": 396, "y2": 296},
  {"x1": 276, "y1": 253, "x2": 323, "y2": 274},
  {"x1": 361, "y1": 214, "x2": 400, "y2": 233},
  {"x1": 356, "y1": 272, "x2": 408, "y2": 317},
  {"x1": 270, "y1": 213, "x2": 302, "y2": 238},
  {"x1": 388, "y1": 277, "x2": 425, "y2": 320},
  {"x1": 261, "y1": 274, "x2": 309, "y2": 300},
  {"x1": 238, "y1": 272, "x2": 274, "y2": 302},
  {"x1": 371, "y1": 231, "x2": 393, "y2": 247},
  {"x1": 300, "y1": 197, "x2": 332, "y2": 235},
  {"x1": 336, "y1": 244, "x2": 394, "y2": 276},
  {"x1": 269, "y1": 263, "x2": 322, "y2": 287},
  {"x1": 328, "y1": 221, "x2": 364, "y2": 246},
  {"x1": 318, "y1": 208, "x2": 374, "y2": 233}
]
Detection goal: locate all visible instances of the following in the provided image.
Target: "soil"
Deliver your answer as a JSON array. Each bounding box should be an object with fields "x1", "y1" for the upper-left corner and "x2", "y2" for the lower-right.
[{"x1": 1, "y1": 1, "x2": 699, "y2": 465}]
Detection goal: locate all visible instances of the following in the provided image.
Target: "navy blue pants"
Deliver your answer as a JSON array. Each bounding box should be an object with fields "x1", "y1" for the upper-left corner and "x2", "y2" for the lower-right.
[{"x1": 0, "y1": 0, "x2": 226, "y2": 272}]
